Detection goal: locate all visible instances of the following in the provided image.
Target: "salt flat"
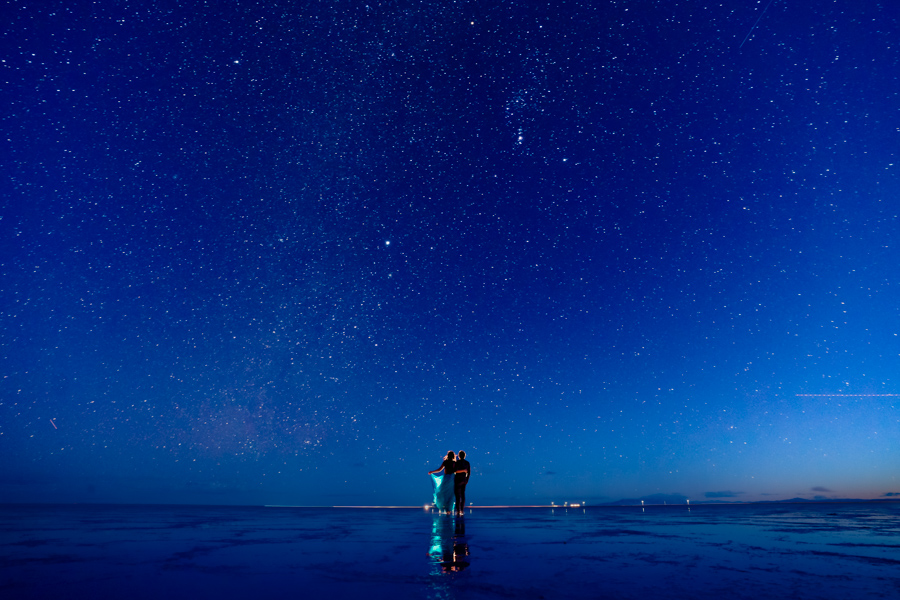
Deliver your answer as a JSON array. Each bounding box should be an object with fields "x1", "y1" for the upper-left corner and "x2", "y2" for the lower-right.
[{"x1": 2, "y1": 503, "x2": 898, "y2": 599}]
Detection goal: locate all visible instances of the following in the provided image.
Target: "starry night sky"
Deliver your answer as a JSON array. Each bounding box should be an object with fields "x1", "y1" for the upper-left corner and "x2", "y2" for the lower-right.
[{"x1": 3, "y1": 0, "x2": 899, "y2": 506}]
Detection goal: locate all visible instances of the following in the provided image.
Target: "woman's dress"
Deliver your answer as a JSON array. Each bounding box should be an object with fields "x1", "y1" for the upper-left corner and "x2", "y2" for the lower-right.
[
  {"x1": 431, "y1": 473, "x2": 456, "y2": 513},
  {"x1": 431, "y1": 461, "x2": 456, "y2": 513}
]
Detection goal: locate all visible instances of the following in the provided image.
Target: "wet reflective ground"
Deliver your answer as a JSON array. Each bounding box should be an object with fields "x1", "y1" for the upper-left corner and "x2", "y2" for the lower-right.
[{"x1": 2, "y1": 503, "x2": 899, "y2": 599}]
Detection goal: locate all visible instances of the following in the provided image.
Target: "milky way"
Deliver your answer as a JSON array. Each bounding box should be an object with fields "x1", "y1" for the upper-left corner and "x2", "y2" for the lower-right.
[{"x1": 2, "y1": 0, "x2": 899, "y2": 506}]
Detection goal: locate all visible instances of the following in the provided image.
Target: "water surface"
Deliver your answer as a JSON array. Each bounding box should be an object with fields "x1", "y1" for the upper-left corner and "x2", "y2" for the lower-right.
[{"x1": 2, "y1": 503, "x2": 898, "y2": 599}]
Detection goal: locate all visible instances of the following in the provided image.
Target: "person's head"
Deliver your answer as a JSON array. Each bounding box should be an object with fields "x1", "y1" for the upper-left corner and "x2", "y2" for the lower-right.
[
  {"x1": 446, "y1": 451, "x2": 455, "y2": 460},
  {"x1": 458, "y1": 451, "x2": 466, "y2": 459}
]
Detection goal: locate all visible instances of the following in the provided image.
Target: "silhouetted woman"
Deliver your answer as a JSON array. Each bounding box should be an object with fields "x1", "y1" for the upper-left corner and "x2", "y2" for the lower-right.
[{"x1": 428, "y1": 451, "x2": 457, "y2": 513}]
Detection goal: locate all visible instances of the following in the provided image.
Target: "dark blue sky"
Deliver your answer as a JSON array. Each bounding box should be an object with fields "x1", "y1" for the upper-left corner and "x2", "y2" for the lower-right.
[{"x1": 2, "y1": 0, "x2": 899, "y2": 506}]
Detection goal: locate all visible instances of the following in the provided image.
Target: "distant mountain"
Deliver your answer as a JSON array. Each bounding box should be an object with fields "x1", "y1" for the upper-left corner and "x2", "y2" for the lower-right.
[{"x1": 754, "y1": 497, "x2": 899, "y2": 504}]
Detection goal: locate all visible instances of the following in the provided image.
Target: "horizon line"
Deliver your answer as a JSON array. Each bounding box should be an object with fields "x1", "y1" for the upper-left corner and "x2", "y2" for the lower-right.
[
  {"x1": 3, "y1": 498, "x2": 896, "y2": 509},
  {"x1": 262, "y1": 499, "x2": 899, "y2": 509}
]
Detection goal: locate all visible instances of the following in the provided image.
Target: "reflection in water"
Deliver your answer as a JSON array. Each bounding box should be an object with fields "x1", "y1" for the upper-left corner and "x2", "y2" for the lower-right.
[{"x1": 428, "y1": 514, "x2": 470, "y2": 573}]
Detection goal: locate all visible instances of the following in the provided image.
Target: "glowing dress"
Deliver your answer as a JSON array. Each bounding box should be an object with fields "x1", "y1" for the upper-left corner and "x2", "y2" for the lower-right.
[{"x1": 431, "y1": 461, "x2": 456, "y2": 513}]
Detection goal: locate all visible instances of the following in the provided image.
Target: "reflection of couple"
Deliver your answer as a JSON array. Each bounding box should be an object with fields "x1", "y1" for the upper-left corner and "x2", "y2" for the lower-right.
[
  {"x1": 429, "y1": 512, "x2": 469, "y2": 573},
  {"x1": 428, "y1": 450, "x2": 470, "y2": 515}
]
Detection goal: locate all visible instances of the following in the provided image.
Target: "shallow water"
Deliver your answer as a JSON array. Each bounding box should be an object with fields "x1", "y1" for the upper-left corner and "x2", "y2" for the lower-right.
[{"x1": 2, "y1": 503, "x2": 898, "y2": 599}]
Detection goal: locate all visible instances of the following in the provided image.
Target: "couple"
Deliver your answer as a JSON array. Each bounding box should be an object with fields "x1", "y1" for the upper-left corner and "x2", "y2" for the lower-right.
[{"x1": 428, "y1": 450, "x2": 470, "y2": 515}]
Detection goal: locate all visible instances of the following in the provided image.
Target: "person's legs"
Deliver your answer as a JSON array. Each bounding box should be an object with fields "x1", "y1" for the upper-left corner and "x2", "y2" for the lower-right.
[{"x1": 455, "y1": 482, "x2": 466, "y2": 514}]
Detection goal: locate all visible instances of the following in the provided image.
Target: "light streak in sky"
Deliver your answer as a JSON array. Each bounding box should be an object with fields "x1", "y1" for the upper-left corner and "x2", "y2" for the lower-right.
[
  {"x1": 795, "y1": 394, "x2": 900, "y2": 397},
  {"x1": 49, "y1": 419, "x2": 57, "y2": 429},
  {"x1": 739, "y1": 0, "x2": 777, "y2": 49}
]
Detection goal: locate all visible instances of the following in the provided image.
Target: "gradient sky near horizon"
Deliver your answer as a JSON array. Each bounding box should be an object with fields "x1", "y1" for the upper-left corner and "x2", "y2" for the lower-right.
[{"x1": 2, "y1": 0, "x2": 899, "y2": 506}]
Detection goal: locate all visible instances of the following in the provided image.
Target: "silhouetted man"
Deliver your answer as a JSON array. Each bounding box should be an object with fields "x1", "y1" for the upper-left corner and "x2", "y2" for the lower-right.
[{"x1": 454, "y1": 450, "x2": 470, "y2": 515}]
